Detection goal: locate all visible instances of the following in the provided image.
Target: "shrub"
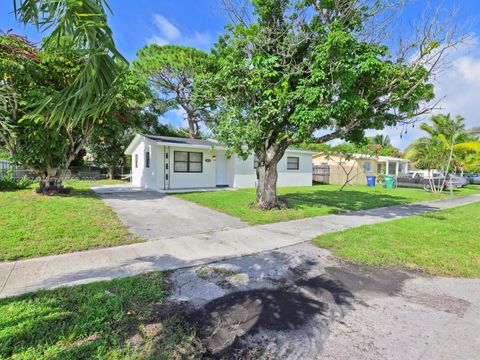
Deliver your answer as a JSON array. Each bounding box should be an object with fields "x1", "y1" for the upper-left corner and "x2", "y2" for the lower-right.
[{"x1": 0, "y1": 170, "x2": 34, "y2": 190}]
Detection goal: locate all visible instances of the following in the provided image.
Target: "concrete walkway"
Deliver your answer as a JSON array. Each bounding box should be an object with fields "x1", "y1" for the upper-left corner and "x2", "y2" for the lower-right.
[{"x1": 1, "y1": 194, "x2": 479, "y2": 298}]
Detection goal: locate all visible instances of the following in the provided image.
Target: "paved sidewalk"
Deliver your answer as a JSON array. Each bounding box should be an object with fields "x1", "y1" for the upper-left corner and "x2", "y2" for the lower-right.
[{"x1": 1, "y1": 194, "x2": 479, "y2": 298}]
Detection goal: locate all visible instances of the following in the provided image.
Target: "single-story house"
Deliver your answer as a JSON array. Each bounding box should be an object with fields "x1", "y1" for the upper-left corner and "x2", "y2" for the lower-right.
[
  {"x1": 312, "y1": 153, "x2": 410, "y2": 185},
  {"x1": 124, "y1": 135, "x2": 315, "y2": 191}
]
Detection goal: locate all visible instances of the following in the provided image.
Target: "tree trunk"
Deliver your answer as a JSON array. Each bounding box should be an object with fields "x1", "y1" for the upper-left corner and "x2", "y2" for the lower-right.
[
  {"x1": 37, "y1": 165, "x2": 64, "y2": 193},
  {"x1": 256, "y1": 161, "x2": 279, "y2": 209},
  {"x1": 186, "y1": 112, "x2": 199, "y2": 139},
  {"x1": 255, "y1": 143, "x2": 289, "y2": 209},
  {"x1": 108, "y1": 166, "x2": 116, "y2": 180}
]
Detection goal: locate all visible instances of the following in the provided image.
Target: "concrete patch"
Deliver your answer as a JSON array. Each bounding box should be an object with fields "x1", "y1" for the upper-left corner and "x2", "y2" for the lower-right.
[
  {"x1": 165, "y1": 243, "x2": 415, "y2": 358},
  {"x1": 162, "y1": 242, "x2": 480, "y2": 359}
]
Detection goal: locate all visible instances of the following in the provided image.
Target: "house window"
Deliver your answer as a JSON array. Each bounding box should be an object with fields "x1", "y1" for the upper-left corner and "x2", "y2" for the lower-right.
[
  {"x1": 377, "y1": 163, "x2": 382, "y2": 173},
  {"x1": 135, "y1": 154, "x2": 138, "y2": 168},
  {"x1": 254, "y1": 155, "x2": 259, "y2": 169},
  {"x1": 146, "y1": 151, "x2": 150, "y2": 168},
  {"x1": 174, "y1": 151, "x2": 203, "y2": 173},
  {"x1": 287, "y1": 156, "x2": 300, "y2": 170},
  {"x1": 363, "y1": 161, "x2": 373, "y2": 173}
]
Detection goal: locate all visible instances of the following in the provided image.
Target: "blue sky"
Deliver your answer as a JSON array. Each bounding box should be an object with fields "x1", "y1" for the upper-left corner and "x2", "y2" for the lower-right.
[{"x1": 1, "y1": 0, "x2": 479, "y2": 149}]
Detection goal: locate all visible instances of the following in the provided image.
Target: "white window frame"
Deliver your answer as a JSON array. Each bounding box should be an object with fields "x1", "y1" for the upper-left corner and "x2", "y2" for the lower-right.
[
  {"x1": 287, "y1": 156, "x2": 300, "y2": 170},
  {"x1": 174, "y1": 151, "x2": 203, "y2": 173}
]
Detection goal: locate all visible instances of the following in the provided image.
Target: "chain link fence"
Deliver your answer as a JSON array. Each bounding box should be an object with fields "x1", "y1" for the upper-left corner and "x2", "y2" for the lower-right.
[{"x1": 1, "y1": 160, "x2": 131, "y2": 181}]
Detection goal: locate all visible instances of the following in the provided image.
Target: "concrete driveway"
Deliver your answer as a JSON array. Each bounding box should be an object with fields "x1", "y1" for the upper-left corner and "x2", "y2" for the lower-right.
[{"x1": 98, "y1": 191, "x2": 248, "y2": 241}]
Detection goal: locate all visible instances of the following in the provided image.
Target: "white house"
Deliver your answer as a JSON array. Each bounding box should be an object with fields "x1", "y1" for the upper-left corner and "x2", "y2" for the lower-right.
[{"x1": 124, "y1": 135, "x2": 315, "y2": 191}]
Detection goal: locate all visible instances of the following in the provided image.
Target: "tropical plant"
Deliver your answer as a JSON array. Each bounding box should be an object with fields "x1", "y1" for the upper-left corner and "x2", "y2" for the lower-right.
[
  {"x1": 196, "y1": 0, "x2": 459, "y2": 208},
  {"x1": 132, "y1": 45, "x2": 208, "y2": 138},
  {"x1": 369, "y1": 134, "x2": 392, "y2": 148},
  {"x1": 0, "y1": 170, "x2": 33, "y2": 190},
  {"x1": 0, "y1": 32, "x2": 98, "y2": 192},
  {"x1": 87, "y1": 69, "x2": 188, "y2": 179},
  {"x1": 406, "y1": 114, "x2": 480, "y2": 191},
  {"x1": 0, "y1": 31, "x2": 40, "y2": 154},
  {"x1": 12, "y1": 0, "x2": 125, "y2": 124}
]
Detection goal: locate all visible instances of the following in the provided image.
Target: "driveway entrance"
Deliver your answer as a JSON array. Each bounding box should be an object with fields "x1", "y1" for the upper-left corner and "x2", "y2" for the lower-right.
[{"x1": 98, "y1": 191, "x2": 248, "y2": 241}]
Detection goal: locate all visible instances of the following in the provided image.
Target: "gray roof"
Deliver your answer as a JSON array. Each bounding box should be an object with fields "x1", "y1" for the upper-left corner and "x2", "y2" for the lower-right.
[{"x1": 144, "y1": 135, "x2": 219, "y2": 147}]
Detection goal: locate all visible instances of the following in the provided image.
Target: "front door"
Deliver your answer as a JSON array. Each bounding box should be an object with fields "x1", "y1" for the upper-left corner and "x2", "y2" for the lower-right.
[{"x1": 215, "y1": 154, "x2": 228, "y2": 186}]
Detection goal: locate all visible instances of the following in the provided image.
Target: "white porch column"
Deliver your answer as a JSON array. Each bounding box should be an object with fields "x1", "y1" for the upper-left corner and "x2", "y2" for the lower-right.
[
  {"x1": 385, "y1": 160, "x2": 389, "y2": 175},
  {"x1": 405, "y1": 162, "x2": 409, "y2": 173}
]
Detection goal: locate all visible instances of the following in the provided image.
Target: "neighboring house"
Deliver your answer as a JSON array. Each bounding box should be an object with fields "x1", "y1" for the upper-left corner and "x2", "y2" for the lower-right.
[
  {"x1": 312, "y1": 153, "x2": 409, "y2": 185},
  {"x1": 124, "y1": 135, "x2": 315, "y2": 191}
]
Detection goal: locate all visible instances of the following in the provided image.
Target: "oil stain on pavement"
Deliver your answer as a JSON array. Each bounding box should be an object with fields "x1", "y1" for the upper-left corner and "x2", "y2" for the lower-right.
[{"x1": 164, "y1": 243, "x2": 413, "y2": 359}]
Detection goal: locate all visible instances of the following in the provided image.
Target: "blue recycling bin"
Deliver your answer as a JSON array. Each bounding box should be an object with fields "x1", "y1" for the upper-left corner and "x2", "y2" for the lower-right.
[{"x1": 367, "y1": 175, "x2": 376, "y2": 187}]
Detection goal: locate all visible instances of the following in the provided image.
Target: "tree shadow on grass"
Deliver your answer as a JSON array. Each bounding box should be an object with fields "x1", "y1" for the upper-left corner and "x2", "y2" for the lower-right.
[{"x1": 283, "y1": 189, "x2": 415, "y2": 213}]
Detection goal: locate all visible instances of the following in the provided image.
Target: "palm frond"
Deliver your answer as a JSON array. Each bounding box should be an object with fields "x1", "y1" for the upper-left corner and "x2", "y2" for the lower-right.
[
  {"x1": 13, "y1": 0, "x2": 127, "y2": 124},
  {"x1": 454, "y1": 141, "x2": 480, "y2": 152}
]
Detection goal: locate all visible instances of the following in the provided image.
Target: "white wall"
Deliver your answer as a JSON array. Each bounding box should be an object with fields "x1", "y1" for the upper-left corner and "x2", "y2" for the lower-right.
[
  {"x1": 168, "y1": 146, "x2": 217, "y2": 189},
  {"x1": 277, "y1": 151, "x2": 313, "y2": 187},
  {"x1": 233, "y1": 151, "x2": 313, "y2": 188},
  {"x1": 131, "y1": 139, "x2": 163, "y2": 190},
  {"x1": 131, "y1": 142, "x2": 144, "y2": 188},
  {"x1": 130, "y1": 137, "x2": 312, "y2": 190}
]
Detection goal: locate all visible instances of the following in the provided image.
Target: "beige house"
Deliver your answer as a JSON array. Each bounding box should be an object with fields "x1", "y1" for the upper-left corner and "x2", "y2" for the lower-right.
[{"x1": 312, "y1": 153, "x2": 409, "y2": 185}]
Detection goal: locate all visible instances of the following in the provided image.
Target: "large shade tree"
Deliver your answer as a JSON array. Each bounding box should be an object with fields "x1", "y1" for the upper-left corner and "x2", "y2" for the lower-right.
[
  {"x1": 132, "y1": 45, "x2": 208, "y2": 138},
  {"x1": 196, "y1": 0, "x2": 463, "y2": 209}
]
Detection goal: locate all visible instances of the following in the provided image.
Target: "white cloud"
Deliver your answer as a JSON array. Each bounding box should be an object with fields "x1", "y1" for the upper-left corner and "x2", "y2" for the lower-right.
[
  {"x1": 152, "y1": 14, "x2": 181, "y2": 41},
  {"x1": 456, "y1": 57, "x2": 480, "y2": 86},
  {"x1": 145, "y1": 14, "x2": 214, "y2": 50},
  {"x1": 432, "y1": 37, "x2": 480, "y2": 130},
  {"x1": 146, "y1": 35, "x2": 169, "y2": 46},
  {"x1": 191, "y1": 31, "x2": 213, "y2": 46},
  {"x1": 367, "y1": 37, "x2": 480, "y2": 151}
]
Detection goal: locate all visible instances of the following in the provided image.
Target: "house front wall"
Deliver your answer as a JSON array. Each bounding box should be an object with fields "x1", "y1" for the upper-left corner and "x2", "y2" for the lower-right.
[
  {"x1": 130, "y1": 138, "x2": 312, "y2": 190},
  {"x1": 167, "y1": 145, "x2": 217, "y2": 189},
  {"x1": 131, "y1": 139, "x2": 163, "y2": 190},
  {"x1": 233, "y1": 151, "x2": 313, "y2": 188}
]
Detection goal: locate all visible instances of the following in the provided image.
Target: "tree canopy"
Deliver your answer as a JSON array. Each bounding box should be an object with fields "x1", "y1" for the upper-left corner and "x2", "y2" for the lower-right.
[
  {"x1": 87, "y1": 69, "x2": 187, "y2": 179},
  {"x1": 132, "y1": 45, "x2": 208, "y2": 138},
  {"x1": 196, "y1": 0, "x2": 454, "y2": 208},
  {"x1": 12, "y1": 0, "x2": 125, "y2": 124}
]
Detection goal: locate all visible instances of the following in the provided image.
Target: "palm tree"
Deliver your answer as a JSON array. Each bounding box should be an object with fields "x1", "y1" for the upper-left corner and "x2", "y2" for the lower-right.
[
  {"x1": 406, "y1": 114, "x2": 480, "y2": 190},
  {"x1": 12, "y1": 0, "x2": 126, "y2": 124},
  {"x1": 370, "y1": 134, "x2": 392, "y2": 148}
]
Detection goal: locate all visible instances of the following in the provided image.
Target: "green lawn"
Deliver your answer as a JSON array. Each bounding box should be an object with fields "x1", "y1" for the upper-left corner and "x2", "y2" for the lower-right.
[
  {"x1": 0, "y1": 272, "x2": 198, "y2": 359},
  {"x1": 176, "y1": 184, "x2": 480, "y2": 225},
  {"x1": 0, "y1": 180, "x2": 140, "y2": 261},
  {"x1": 313, "y1": 201, "x2": 480, "y2": 277}
]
